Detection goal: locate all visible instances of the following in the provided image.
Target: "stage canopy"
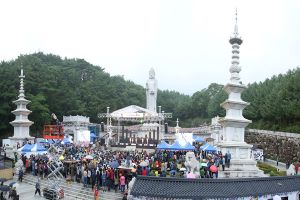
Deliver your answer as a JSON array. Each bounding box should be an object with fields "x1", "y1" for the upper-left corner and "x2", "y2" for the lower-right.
[{"x1": 111, "y1": 105, "x2": 158, "y2": 119}]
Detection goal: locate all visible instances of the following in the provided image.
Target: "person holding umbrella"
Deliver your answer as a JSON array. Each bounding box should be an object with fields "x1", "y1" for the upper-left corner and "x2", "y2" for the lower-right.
[{"x1": 210, "y1": 164, "x2": 218, "y2": 178}]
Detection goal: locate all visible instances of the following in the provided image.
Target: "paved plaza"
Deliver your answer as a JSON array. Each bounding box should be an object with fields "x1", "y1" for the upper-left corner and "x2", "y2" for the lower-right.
[{"x1": 7, "y1": 174, "x2": 123, "y2": 200}]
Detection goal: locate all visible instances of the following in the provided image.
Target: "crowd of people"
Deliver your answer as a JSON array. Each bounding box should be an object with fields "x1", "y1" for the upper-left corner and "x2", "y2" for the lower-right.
[{"x1": 17, "y1": 141, "x2": 233, "y2": 192}]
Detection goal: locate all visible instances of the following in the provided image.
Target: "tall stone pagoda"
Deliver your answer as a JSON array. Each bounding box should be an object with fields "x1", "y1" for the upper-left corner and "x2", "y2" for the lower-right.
[
  {"x1": 217, "y1": 11, "x2": 264, "y2": 177},
  {"x1": 146, "y1": 68, "x2": 158, "y2": 113},
  {"x1": 9, "y1": 67, "x2": 34, "y2": 148}
]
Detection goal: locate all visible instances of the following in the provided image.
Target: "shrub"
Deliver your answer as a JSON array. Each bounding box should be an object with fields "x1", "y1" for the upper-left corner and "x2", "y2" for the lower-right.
[{"x1": 257, "y1": 162, "x2": 286, "y2": 176}]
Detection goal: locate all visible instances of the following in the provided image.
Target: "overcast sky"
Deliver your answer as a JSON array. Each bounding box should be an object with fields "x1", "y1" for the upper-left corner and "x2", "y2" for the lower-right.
[{"x1": 1, "y1": 0, "x2": 299, "y2": 95}]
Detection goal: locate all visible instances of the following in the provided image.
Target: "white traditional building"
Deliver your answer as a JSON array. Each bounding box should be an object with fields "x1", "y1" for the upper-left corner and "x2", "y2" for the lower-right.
[
  {"x1": 216, "y1": 11, "x2": 264, "y2": 177},
  {"x1": 146, "y1": 68, "x2": 157, "y2": 113},
  {"x1": 9, "y1": 68, "x2": 34, "y2": 148}
]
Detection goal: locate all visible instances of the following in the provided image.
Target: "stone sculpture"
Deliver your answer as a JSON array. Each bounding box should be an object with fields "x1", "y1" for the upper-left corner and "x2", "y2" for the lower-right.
[
  {"x1": 184, "y1": 152, "x2": 200, "y2": 177},
  {"x1": 287, "y1": 164, "x2": 296, "y2": 176},
  {"x1": 14, "y1": 158, "x2": 24, "y2": 175}
]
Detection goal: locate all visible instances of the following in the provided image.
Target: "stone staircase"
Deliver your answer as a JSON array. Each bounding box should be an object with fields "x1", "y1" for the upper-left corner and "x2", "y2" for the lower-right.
[{"x1": 22, "y1": 174, "x2": 123, "y2": 200}]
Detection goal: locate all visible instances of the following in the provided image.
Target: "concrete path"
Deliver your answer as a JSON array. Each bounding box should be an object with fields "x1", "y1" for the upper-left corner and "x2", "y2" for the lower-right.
[
  {"x1": 10, "y1": 174, "x2": 123, "y2": 200},
  {"x1": 263, "y1": 158, "x2": 287, "y2": 171}
]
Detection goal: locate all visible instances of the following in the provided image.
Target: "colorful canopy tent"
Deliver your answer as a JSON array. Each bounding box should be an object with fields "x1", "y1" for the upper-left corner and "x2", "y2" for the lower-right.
[
  {"x1": 182, "y1": 142, "x2": 196, "y2": 151},
  {"x1": 200, "y1": 143, "x2": 217, "y2": 152},
  {"x1": 169, "y1": 141, "x2": 195, "y2": 151},
  {"x1": 61, "y1": 137, "x2": 73, "y2": 145},
  {"x1": 17, "y1": 144, "x2": 33, "y2": 152},
  {"x1": 169, "y1": 141, "x2": 183, "y2": 151},
  {"x1": 31, "y1": 143, "x2": 47, "y2": 152},
  {"x1": 18, "y1": 143, "x2": 48, "y2": 157},
  {"x1": 38, "y1": 138, "x2": 49, "y2": 144},
  {"x1": 192, "y1": 135, "x2": 205, "y2": 143},
  {"x1": 157, "y1": 141, "x2": 171, "y2": 150},
  {"x1": 48, "y1": 139, "x2": 57, "y2": 144}
]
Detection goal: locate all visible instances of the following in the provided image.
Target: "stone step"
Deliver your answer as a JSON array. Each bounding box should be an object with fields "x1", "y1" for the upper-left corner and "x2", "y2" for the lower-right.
[{"x1": 22, "y1": 174, "x2": 123, "y2": 200}]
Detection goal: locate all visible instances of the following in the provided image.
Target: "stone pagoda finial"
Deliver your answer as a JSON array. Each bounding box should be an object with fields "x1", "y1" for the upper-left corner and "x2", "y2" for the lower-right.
[
  {"x1": 229, "y1": 9, "x2": 243, "y2": 84},
  {"x1": 19, "y1": 65, "x2": 26, "y2": 99},
  {"x1": 234, "y1": 8, "x2": 239, "y2": 37}
]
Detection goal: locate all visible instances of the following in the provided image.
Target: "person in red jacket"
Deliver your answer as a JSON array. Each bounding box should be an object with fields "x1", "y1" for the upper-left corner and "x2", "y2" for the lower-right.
[
  {"x1": 141, "y1": 167, "x2": 147, "y2": 176},
  {"x1": 295, "y1": 162, "x2": 299, "y2": 175}
]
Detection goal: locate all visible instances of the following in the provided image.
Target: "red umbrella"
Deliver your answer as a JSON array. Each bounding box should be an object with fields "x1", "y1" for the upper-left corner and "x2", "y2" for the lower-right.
[{"x1": 210, "y1": 165, "x2": 218, "y2": 173}]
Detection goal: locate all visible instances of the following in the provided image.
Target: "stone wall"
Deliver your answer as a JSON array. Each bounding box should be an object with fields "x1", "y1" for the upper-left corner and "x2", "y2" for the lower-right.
[
  {"x1": 245, "y1": 129, "x2": 300, "y2": 164},
  {"x1": 0, "y1": 168, "x2": 13, "y2": 179}
]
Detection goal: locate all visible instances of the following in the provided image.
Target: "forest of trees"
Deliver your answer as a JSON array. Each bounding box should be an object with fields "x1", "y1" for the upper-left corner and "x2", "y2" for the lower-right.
[{"x1": 0, "y1": 53, "x2": 299, "y2": 140}]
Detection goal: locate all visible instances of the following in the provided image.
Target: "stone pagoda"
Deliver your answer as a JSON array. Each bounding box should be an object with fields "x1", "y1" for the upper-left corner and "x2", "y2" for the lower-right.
[
  {"x1": 9, "y1": 67, "x2": 34, "y2": 148},
  {"x1": 217, "y1": 11, "x2": 264, "y2": 177}
]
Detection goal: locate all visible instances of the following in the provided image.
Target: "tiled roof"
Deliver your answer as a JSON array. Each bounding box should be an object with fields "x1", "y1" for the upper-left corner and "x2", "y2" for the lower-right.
[{"x1": 130, "y1": 176, "x2": 300, "y2": 199}]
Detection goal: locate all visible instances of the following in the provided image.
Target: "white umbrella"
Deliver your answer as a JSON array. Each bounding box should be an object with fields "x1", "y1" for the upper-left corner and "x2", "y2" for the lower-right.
[
  {"x1": 139, "y1": 161, "x2": 148, "y2": 167},
  {"x1": 85, "y1": 155, "x2": 93, "y2": 160},
  {"x1": 179, "y1": 168, "x2": 186, "y2": 171}
]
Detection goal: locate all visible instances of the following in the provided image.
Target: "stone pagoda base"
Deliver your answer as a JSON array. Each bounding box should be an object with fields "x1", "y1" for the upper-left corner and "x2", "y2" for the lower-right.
[
  {"x1": 217, "y1": 141, "x2": 265, "y2": 178},
  {"x1": 8, "y1": 136, "x2": 35, "y2": 150}
]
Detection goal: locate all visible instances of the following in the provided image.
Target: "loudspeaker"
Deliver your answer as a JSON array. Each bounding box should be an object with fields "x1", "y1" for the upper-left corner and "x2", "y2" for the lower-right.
[
  {"x1": 100, "y1": 122, "x2": 104, "y2": 132},
  {"x1": 164, "y1": 123, "x2": 168, "y2": 133}
]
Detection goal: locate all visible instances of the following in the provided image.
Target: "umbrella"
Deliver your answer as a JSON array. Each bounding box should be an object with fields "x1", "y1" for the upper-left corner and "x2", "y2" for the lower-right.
[
  {"x1": 179, "y1": 168, "x2": 186, "y2": 171},
  {"x1": 59, "y1": 155, "x2": 65, "y2": 160},
  {"x1": 139, "y1": 161, "x2": 149, "y2": 167},
  {"x1": 210, "y1": 165, "x2": 218, "y2": 173},
  {"x1": 9, "y1": 182, "x2": 16, "y2": 187},
  {"x1": 0, "y1": 185, "x2": 10, "y2": 191},
  {"x1": 109, "y1": 160, "x2": 119, "y2": 169},
  {"x1": 0, "y1": 178, "x2": 7, "y2": 183},
  {"x1": 200, "y1": 162, "x2": 207, "y2": 167},
  {"x1": 186, "y1": 172, "x2": 196, "y2": 179},
  {"x1": 85, "y1": 155, "x2": 93, "y2": 160}
]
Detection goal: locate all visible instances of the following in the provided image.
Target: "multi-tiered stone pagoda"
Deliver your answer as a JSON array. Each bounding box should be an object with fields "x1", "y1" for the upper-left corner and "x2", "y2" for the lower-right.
[
  {"x1": 9, "y1": 67, "x2": 34, "y2": 148},
  {"x1": 217, "y1": 11, "x2": 264, "y2": 177}
]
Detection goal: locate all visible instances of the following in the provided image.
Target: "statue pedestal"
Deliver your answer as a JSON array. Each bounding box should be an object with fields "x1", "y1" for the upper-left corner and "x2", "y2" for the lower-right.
[{"x1": 8, "y1": 136, "x2": 35, "y2": 150}]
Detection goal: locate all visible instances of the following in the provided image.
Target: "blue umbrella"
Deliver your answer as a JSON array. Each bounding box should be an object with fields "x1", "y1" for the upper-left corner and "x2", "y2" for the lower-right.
[
  {"x1": 0, "y1": 185, "x2": 10, "y2": 191},
  {"x1": 109, "y1": 160, "x2": 119, "y2": 169},
  {"x1": 0, "y1": 178, "x2": 7, "y2": 183},
  {"x1": 9, "y1": 182, "x2": 16, "y2": 187}
]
